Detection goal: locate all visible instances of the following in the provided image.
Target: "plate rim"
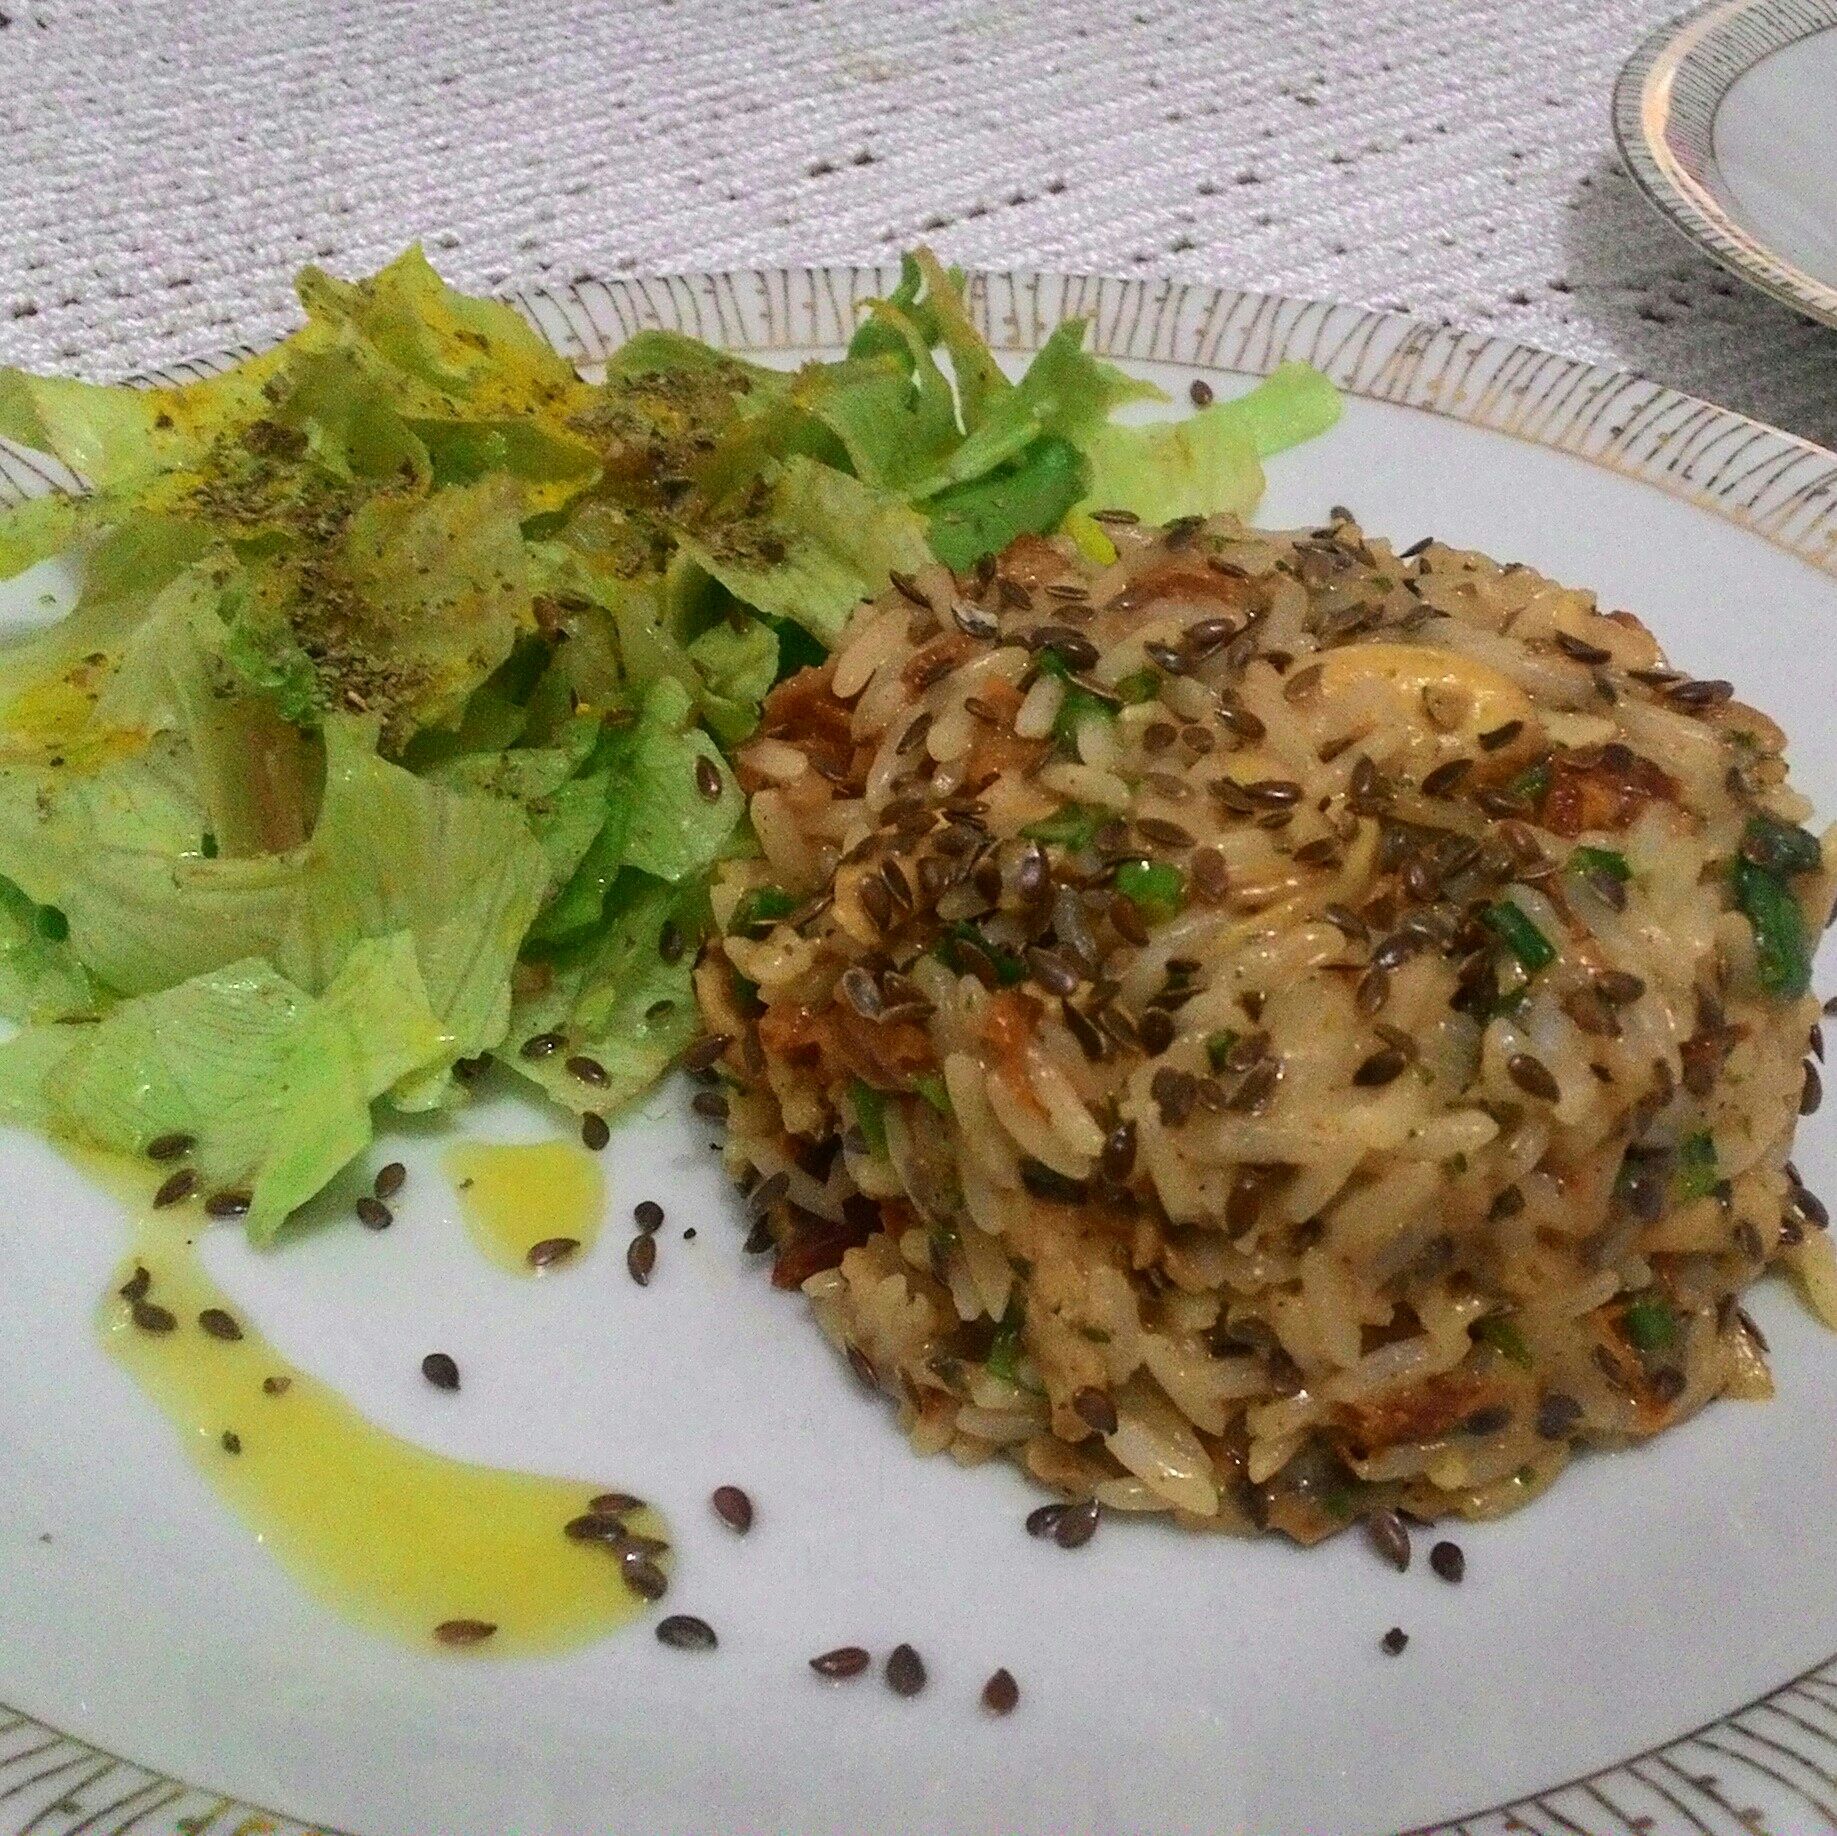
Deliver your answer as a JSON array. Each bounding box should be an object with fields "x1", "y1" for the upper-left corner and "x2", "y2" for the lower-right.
[
  {"x1": 1613, "y1": 0, "x2": 1837, "y2": 330},
  {"x1": 5, "y1": 261, "x2": 1837, "y2": 1836}
]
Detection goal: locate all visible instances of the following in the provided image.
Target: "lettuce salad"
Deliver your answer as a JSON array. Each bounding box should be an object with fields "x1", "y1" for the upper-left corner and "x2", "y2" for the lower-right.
[{"x1": 0, "y1": 247, "x2": 1338, "y2": 1242}]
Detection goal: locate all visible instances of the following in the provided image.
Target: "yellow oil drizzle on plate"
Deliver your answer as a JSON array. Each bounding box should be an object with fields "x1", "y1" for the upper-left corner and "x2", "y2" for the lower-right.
[
  {"x1": 101, "y1": 1221, "x2": 663, "y2": 1656},
  {"x1": 445, "y1": 1139, "x2": 605, "y2": 1273}
]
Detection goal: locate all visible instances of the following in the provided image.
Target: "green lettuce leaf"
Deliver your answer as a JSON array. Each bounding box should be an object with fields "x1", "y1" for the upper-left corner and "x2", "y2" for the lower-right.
[
  {"x1": 0, "y1": 933, "x2": 444, "y2": 1241},
  {"x1": 927, "y1": 435, "x2": 1089, "y2": 570},
  {"x1": 507, "y1": 875, "x2": 699, "y2": 1115},
  {"x1": 0, "y1": 341, "x2": 293, "y2": 493},
  {"x1": 616, "y1": 675, "x2": 742, "y2": 881},
  {"x1": 0, "y1": 716, "x2": 547, "y2": 1089},
  {"x1": 1077, "y1": 412, "x2": 1263, "y2": 522},
  {"x1": 424, "y1": 715, "x2": 610, "y2": 894},
  {"x1": 685, "y1": 615, "x2": 777, "y2": 741},
  {"x1": 901, "y1": 319, "x2": 1160, "y2": 501},
  {"x1": 677, "y1": 455, "x2": 931, "y2": 644},
  {"x1": 294, "y1": 246, "x2": 591, "y2": 428},
  {"x1": 0, "y1": 491, "x2": 91, "y2": 580},
  {"x1": 1075, "y1": 362, "x2": 1340, "y2": 523},
  {"x1": 526, "y1": 676, "x2": 741, "y2": 945},
  {"x1": 1204, "y1": 361, "x2": 1343, "y2": 460},
  {"x1": 790, "y1": 319, "x2": 960, "y2": 499},
  {"x1": 280, "y1": 719, "x2": 548, "y2": 1103},
  {"x1": 0, "y1": 876, "x2": 96, "y2": 1022}
]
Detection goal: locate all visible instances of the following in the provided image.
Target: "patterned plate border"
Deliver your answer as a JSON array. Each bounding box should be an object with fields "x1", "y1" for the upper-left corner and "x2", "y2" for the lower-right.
[
  {"x1": 4, "y1": 266, "x2": 1837, "y2": 1836},
  {"x1": 1614, "y1": 0, "x2": 1837, "y2": 330}
]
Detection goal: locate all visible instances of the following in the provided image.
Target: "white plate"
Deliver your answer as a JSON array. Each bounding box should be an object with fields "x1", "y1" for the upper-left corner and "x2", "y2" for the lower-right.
[
  {"x1": 1616, "y1": 0, "x2": 1837, "y2": 328},
  {"x1": 4, "y1": 267, "x2": 1837, "y2": 1836}
]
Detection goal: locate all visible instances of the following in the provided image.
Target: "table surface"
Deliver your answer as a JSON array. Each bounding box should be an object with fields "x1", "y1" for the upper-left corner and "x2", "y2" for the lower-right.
[{"x1": 0, "y1": 0, "x2": 1831, "y2": 449}]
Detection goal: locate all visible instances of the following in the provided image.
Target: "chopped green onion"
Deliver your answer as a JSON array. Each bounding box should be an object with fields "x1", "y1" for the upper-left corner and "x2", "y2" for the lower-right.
[
  {"x1": 1054, "y1": 685, "x2": 1115, "y2": 747},
  {"x1": 912, "y1": 1071, "x2": 952, "y2": 1115},
  {"x1": 731, "y1": 884, "x2": 798, "y2": 933},
  {"x1": 936, "y1": 920, "x2": 1026, "y2": 986},
  {"x1": 1205, "y1": 1029, "x2": 1241, "y2": 1072},
  {"x1": 1568, "y1": 845, "x2": 1629, "y2": 883},
  {"x1": 1673, "y1": 1131, "x2": 1719, "y2": 1202},
  {"x1": 1732, "y1": 856, "x2": 1812, "y2": 999},
  {"x1": 1115, "y1": 859, "x2": 1185, "y2": 923},
  {"x1": 199, "y1": 831, "x2": 219, "y2": 860},
  {"x1": 33, "y1": 904, "x2": 69, "y2": 943},
  {"x1": 1022, "y1": 804, "x2": 1106, "y2": 849},
  {"x1": 1743, "y1": 813, "x2": 1824, "y2": 877},
  {"x1": 1034, "y1": 647, "x2": 1073, "y2": 681},
  {"x1": 1622, "y1": 1295, "x2": 1679, "y2": 1354},
  {"x1": 1320, "y1": 1480, "x2": 1358, "y2": 1521},
  {"x1": 986, "y1": 1295, "x2": 1026, "y2": 1383},
  {"x1": 1062, "y1": 509, "x2": 1117, "y2": 568},
  {"x1": 1504, "y1": 760, "x2": 1551, "y2": 805},
  {"x1": 1474, "y1": 1313, "x2": 1532, "y2": 1369},
  {"x1": 1113, "y1": 668, "x2": 1161, "y2": 706},
  {"x1": 851, "y1": 1079, "x2": 888, "y2": 1158},
  {"x1": 1482, "y1": 900, "x2": 1556, "y2": 973}
]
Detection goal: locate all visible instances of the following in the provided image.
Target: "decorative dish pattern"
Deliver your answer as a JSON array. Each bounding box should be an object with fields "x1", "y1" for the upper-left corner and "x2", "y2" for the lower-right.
[{"x1": 3, "y1": 264, "x2": 1835, "y2": 1836}]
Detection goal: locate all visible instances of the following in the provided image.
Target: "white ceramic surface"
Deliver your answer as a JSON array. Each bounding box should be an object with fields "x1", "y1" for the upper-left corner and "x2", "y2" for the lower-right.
[
  {"x1": 1616, "y1": 0, "x2": 1837, "y2": 327},
  {"x1": 1717, "y1": 22, "x2": 1837, "y2": 291},
  {"x1": 4, "y1": 268, "x2": 1837, "y2": 1836}
]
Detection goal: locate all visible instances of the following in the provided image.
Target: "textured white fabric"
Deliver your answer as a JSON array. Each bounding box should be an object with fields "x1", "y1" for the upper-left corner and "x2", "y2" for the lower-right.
[{"x1": 1, "y1": 0, "x2": 1832, "y2": 447}]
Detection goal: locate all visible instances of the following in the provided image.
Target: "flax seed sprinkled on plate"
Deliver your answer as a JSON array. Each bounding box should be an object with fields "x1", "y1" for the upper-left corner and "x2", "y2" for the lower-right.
[
  {"x1": 220, "y1": 1430, "x2": 242, "y2": 1455},
  {"x1": 633, "y1": 1199, "x2": 664, "y2": 1231},
  {"x1": 421, "y1": 1352, "x2": 460, "y2": 1391},
  {"x1": 588, "y1": 1491, "x2": 644, "y2": 1517},
  {"x1": 885, "y1": 1643, "x2": 926, "y2": 1696},
  {"x1": 811, "y1": 1645, "x2": 871, "y2": 1679},
  {"x1": 198, "y1": 1307, "x2": 242, "y2": 1342},
  {"x1": 623, "y1": 1555, "x2": 668, "y2": 1602},
  {"x1": 564, "y1": 1512, "x2": 626, "y2": 1544},
  {"x1": 657, "y1": 1614, "x2": 718, "y2": 1651},
  {"x1": 355, "y1": 1195, "x2": 393, "y2": 1230},
  {"x1": 1381, "y1": 1627, "x2": 1409, "y2": 1656},
  {"x1": 711, "y1": 1486, "x2": 754, "y2": 1534},
  {"x1": 145, "y1": 1131, "x2": 194, "y2": 1162},
  {"x1": 1025, "y1": 1503, "x2": 1065, "y2": 1539},
  {"x1": 152, "y1": 1168, "x2": 199, "y2": 1209},
  {"x1": 527, "y1": 1236, "x2": 580, "y2": 1270},
  {"x1": 433, "y1": 1619, "x2": 497, "y2": 1647},
  {"x1": 981, "y1": 1668, "x2": 1020, "y2": 1716},
  {"x1": 626, "y1": 1234, "x2": 656, "y2": 1286},
  {"x1": 1363, "y1": 1509, "x2": 1411, "y2": 1572},
  {"x1": 204, "y1": 1189, "x2": 251, "y2": 1220},
  {"x1": 694, "y1": 755, "x2": 724, "y2": 803},
  {"x1": 581, "y1": 1112, "x2": 611, "y2": 1151},
  {"x1": 131, "y1": 1300, "x2": 177, "y2": 1334},
  {"x1": 1052, "y1": 1497, "x2": 1100, "y2": 1549},
  {"x1": 1429, "y1": 1540, "x2": 1466, "y2": 1583}
]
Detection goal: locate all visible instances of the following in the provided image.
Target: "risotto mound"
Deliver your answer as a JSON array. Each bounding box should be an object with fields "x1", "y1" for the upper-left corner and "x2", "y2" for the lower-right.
[{"x1": 695, "y1": 511, "x2": 1836, "y2": 1540}]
